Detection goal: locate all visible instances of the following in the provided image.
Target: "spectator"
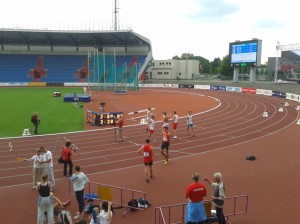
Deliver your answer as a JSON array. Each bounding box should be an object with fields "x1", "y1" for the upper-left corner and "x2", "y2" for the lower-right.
[
  {"x1": 71, "y1": 166, "x2": 89, "y2": 220},
  {"x1": 36, "y1": 173, "x2": 54, "y2": 224},
  {"x1": 61, "y1": 141, "x2": 75, "y2": 177},
  {"x1": 89, "y1": 206, "x2": 100, "y2": 224},
  {"x1": 23, "y1": 147, "x2": 43, "y2": 189},
  {"x1": 185, "y1": 173, "x2": 207, "y2": 224},
  {"x1": 99, "y1": 201, "x2": 113, "y2": 224},
  {"x1": 138, "y1": 139, "x2": 155, "y2": 183},
  {"x1": 203, "y1": 172, "x2": 226, "y2": 224},
  {"x1": 52, "y1": 193, "x2": 71, "y2": 216},
  {"x1": 39, "y1": 146, "x2": 55, "y2": 191},
  {"x1": 31, "y1": 112, "x2": 40, "y2": 135}
]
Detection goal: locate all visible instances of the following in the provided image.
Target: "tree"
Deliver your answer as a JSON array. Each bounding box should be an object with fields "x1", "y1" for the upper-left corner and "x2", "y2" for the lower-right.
[
  {"x1": 172, "y1": 53, "x2": 210, "y2": 73},
  {"x1": 219, "y1": 55, "x2": 234, "y2": 79}
]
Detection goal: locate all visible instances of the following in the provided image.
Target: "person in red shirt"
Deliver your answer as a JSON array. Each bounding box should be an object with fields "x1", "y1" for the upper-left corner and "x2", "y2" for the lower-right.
[
  {"x1": 185, "y1": 173, "x2": 207, "y2": 223},
  {"x1": 138, "y1": 139, "x2": 155, "y2": 183},
  {"x1": 61, "y1": 141, "x2": 75, "y2": 177},
  {"x1": 160, "y1": 127, "x2": 170, "y2": 165},
  {"x1": 116, "y1": 114, "x2": 124, "y2": 142}
]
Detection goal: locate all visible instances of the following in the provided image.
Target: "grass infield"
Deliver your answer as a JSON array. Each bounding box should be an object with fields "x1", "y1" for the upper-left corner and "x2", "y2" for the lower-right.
[{"x1": 0, "y1": 87, "x2": 85, "y2": 138}]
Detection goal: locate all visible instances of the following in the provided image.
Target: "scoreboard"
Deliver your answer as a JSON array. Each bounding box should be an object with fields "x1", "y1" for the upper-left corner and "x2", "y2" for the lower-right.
[{"x1": 86, "y1": 111, "x2": 123, "y2": 126}]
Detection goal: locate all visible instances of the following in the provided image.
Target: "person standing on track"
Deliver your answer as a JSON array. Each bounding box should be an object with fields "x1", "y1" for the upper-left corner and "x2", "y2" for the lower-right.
[
  {"x1": 204, "y1": 172, "x2": 226, "y2": 224},
  {"x1": 61, "y1": 141, "x2": 75, "y2": 177},
  {"x1": 138, "y1": 139, "x2": 155, "y2": 183},
  {"x1": 185, "y1": 173, "x2": 207, "y2": 224},
  {"x1": 71, "y1": 165, "x2": 89, "y2": 220},
  {"x1": 36, "y1": 173, "x2": 54, "y2": 224},
  {"x1": 187, "y1": 110, "x2": 195, "y2": 136},
  {"x1": 23, "y1": 147, "x2": 43, "y2": 189},
  {"x1": 161, "y1": 112, "x2": 171, "y2": 133},
  {"x1": 146, "y1": 107, "x2": 153, "y2": 131},
  {"x1": 39, "y1": 146, "x2": 55, "y2": 191},
  {"x1": 172, "y1": 111, "x2": 179, "y2": 139},
  {"x1": 116, "y1": 114, "x2": 124, "y2": 142},
  {"x1": 148, "y1": 115, "x2": 155, "y2": 141},
  {"x1": 160, "y1": 126, "x2": 170, "y2": 165}
]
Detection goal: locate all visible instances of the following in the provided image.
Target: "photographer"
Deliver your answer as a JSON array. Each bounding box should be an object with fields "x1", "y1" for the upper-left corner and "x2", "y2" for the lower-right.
[{"x1": 61, "y1": 141, "x2": 75, "y2": 177}]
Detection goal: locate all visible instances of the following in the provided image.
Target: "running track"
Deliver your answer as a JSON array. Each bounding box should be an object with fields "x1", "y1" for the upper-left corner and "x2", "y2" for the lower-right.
[{"x1": 0, "y1": 88, "x2": 299, "y2": 224}]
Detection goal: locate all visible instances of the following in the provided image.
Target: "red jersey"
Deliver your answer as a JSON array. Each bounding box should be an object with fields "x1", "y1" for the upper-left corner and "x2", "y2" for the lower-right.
[
  {"x1": 162, "y1": 132, "x2": 170, "y2": 143},
  {"x1": 61, "y1": 147, "x2": 71, "y2": 161},
  {"x1": 118, "y1": 119, "x2": 124, "y2": 128},
  {"x1": 185, "y1": 183, "x2": 207, "y2": 202},
  {"x1": 143, "y1": 144, "x2": 153, "y2": 163}
]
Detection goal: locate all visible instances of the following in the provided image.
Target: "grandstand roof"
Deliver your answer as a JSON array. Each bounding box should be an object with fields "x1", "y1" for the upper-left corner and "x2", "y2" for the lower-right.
[{"x1": 0, "y1": 29, "x2": 150, "y2": 49}]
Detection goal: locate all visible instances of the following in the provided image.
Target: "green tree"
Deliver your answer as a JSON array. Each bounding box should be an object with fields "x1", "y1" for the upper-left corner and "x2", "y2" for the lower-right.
[{"x1": 220, "y1": 55, "x2": 234, "y2": 79}]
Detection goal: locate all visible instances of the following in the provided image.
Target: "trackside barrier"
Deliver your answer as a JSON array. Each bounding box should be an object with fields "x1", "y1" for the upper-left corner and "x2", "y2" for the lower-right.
[
  {"x1": 68, "y1": 180, "x2": 147, "y2": 217},
  {"x1": 154, "y1": 195, "x2": 248, "y2": 224}
]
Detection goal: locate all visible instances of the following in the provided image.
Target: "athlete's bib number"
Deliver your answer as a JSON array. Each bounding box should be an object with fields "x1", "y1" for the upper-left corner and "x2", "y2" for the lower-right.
[{"x1": 144, "y1": 152, "x2": 150, "y2": 157}]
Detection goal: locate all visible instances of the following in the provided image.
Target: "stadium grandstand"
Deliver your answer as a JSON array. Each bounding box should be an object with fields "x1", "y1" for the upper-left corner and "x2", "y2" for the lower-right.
[{"x1": 0, "y1": 29, "x2": 152, "y2": 90}]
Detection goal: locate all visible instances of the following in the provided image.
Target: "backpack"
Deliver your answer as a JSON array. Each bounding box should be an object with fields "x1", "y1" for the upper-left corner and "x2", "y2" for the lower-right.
[
  {"x1": 127, "y1": 199, "x2": 138, "y2": 211},
  {"x1": 61, "y1": 147, "x2": 70, "y2": 161},
  {"x1": 137, "y1": 197, "x2": 151, "y2": 208}
]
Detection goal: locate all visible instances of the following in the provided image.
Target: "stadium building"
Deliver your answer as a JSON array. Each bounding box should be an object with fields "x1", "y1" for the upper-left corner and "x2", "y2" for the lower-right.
[{"x1": 0, "y1": 28, "x2": 152, "y2": 88}]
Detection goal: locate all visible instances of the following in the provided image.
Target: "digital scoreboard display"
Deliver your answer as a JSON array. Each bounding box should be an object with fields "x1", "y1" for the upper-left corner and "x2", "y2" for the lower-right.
[
  {"x1": 98, "y1": 112, "x2": 123, "y2": 125},
  {"x1": 86, "y1": 111, "x2": 123, "y2": 126},
  {"x1": 229, "y1": 40, "x2": 262, "y2": 67}
]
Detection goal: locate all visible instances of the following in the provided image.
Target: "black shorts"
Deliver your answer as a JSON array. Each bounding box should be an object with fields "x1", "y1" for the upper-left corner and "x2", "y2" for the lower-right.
[
  {"x1": 144, "y1": 161, "x2": 153, "y2": 166},
  {"x1": 161, "y1": 142, "x2": 169, "y2": 150}
]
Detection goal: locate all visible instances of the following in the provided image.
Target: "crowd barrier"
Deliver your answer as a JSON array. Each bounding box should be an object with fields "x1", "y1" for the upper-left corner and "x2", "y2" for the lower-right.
[
  {"x1": 68, "y1": 180, "x2": 147, "y2": 217},
  {"x1": 154, "y1": 195, "x2": 248, "y2": 224}
]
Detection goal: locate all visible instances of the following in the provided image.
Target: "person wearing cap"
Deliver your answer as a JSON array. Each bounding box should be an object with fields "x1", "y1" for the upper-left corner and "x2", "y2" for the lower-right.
[
  {"x1": 31, "y1": 112, "x2": 40, "y2": 135},
  {"x1": 185, "y1": 173, "x2": 207, "y2": 224}
]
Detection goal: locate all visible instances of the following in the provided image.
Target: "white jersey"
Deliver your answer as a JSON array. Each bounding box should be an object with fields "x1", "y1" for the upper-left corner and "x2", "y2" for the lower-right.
[
  {"x1": 43, "y1": 150, "x2": 53, "y2": 168},
  {"x1": 149, "y1": 119, "x2": 155, "y2": 130},
  {"x1": 173, "y1": 114, "x2": 178, "y2": 124},
  {"x1": 187, "y1": 114, "x2": 193, "y2": 125}
]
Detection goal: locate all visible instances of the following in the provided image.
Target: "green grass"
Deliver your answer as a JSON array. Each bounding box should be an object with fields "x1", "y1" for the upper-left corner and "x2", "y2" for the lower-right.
[{"x1": 0, "y1": 87, "x2": 85, "y2": 138}]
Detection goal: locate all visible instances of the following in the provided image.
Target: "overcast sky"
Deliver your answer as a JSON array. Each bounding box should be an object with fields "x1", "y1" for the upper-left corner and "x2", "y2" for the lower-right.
[{"x1": 1, "y1": 0, "x2": 299, "y2": 63}]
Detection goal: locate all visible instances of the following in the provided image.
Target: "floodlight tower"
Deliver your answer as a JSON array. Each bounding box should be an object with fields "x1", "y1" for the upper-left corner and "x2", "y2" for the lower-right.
[{"x1": 113, "y1": 0, "x2": 120, "y2": 30}]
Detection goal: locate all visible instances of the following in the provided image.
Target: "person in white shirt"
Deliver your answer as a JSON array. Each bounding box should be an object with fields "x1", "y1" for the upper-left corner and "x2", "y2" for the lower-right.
[
  {"x1": 71, "y1": 166, "x2": 89, "y2": 220},
  {"x1": 148, "y1": 115, "x2": 155, "y2": 141},
  {"x1": 24, "y1": 147, "x2": 43, "y2": 189},
  {"x1": 99, "y1": 201, "x2": 113, "y2": 224},
  {"x1": 172, "y1": 111, "x2": 179, "y2": 139},
  {"x1": 187, "y1": 110, "x2": 195, "y2": 136},
  {"x1": 39, "y1": 146, "x2": 55, "y2": 191}
]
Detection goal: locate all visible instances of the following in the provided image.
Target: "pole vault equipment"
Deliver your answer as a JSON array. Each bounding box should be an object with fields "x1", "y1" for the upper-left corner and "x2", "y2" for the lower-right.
[{"x1": 128, "y1": 108, "x2": 155, "y2": 115}]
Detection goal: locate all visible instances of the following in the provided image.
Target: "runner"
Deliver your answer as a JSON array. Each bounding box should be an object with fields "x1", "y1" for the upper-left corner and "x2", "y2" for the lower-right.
[
  {"x1": 161, "y1": 112, "x2": 171, "y2": 134},
  {"x1": 172, "y1": 111, "x2": 179, "y2": 139},
  {"x1": 160, "y1": 127, "x2": 170, "y2": 165},
  {"x1": 187, "y1": 110, "x2": 195, "y2": 136},
  {"x1": 116, "y1": 114, "x2": 124, "y2": 142},
  {"x1": 138, "y1": 139, "x2": 155, "y2": 183},
  {"x1": 148, "y1": 115, "x2": 155, "y2": 141}
]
